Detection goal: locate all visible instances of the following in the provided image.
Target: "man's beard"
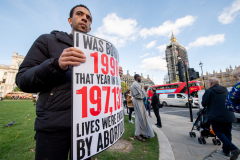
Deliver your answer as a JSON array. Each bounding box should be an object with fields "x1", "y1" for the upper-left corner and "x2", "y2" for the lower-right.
[
  {"x1": 138, "y1": 79, "x2": 141, "y2": 82},
  {"x1": 72, "y1": 23, "x2": 87, "y2": 33}
]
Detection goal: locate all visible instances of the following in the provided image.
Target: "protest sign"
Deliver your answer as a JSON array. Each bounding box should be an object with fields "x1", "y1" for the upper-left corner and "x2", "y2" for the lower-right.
[{"x1": 72, "y1": 30, "x2": 124, "y2": 160}]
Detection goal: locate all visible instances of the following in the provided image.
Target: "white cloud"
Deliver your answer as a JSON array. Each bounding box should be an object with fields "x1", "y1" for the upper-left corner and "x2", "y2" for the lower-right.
[
  {"x1": 139, "y1": 56, "x2": 167, "y2": 71},
  {"x1": 156, "y1": 44, "x2": 166, "y2": 53},
  {"x1": 139, "y1": 53, "x2": 150, "y2": 58},
  {"x1": 144, "y1": 41, "x2": 156, "y2": 49},
  {"x1": 139, "y1": 15, "x2": 196, "y2": 38},
  {"x1": 95, "y1": 13, "x2": 138, "y2": 48},
  {"x1": 152, "y1": 76, "x2": 157, "y2": 81},
  {"x1": 186, "y1": 34, "x2": 225, "y2": 49},
  {"x1": 218, "y1": 0, "x2": 240, "y2": 24}
]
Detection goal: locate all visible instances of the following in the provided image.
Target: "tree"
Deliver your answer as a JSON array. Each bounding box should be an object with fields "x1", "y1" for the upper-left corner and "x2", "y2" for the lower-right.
[
  {"x1": 13, "y1": 86, "x2": 22, "y2": 92},
  {"x1": 171, "y1": 75, "x2": 179, "y2": 83},
  {"x1": 121, "y1": 82, "x2": 128, "y2": 93}
]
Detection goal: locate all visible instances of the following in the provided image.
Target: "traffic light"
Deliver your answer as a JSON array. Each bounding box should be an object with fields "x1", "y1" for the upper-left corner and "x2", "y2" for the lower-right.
[
  {"x1": 188, "y1": 68, "x2": 200, "y2": 80},
  {"x1": 177, "y1": 61, "x2": 185, "y2": 82}
]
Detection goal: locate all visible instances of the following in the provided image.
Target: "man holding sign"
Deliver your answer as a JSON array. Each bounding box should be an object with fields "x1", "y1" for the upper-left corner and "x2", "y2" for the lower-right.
[{"x1": 16, "y1": 4, "x2": 123, "y2": 160}]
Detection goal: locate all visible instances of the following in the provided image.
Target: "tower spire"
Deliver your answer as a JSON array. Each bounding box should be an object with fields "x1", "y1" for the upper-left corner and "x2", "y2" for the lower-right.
[{"x1": 170, "y1": 31, "x2": 177, "y2": 43}]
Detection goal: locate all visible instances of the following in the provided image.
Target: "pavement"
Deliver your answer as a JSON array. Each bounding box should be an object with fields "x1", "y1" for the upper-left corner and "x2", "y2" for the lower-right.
[{"x1": 124, "y1": 108, "x2": 240, "y2": 160}]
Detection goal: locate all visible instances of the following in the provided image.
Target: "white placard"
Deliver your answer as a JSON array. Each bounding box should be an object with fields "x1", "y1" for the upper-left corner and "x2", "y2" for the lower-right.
[
  {"x1": 198, "y1": 90, "x2": 205, "y2": 109},
  {"x1": 72, "y1": 31, "x2": 124, "y2": 160}
]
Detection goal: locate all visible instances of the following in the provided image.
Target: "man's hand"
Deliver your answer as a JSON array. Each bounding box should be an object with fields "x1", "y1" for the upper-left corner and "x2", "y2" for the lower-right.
[
  {"x1": 58, "y1": 47, "x2": 86, "y2": 70},
  {"x1": 119, "y1": 66, "x2": 123, "y2": 77}
]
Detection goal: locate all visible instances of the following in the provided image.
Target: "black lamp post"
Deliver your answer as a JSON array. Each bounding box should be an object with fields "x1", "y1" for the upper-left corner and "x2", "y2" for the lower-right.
[
  {"x1": 178, "y1": 57, "x2": 193, "y2": 122},
  {"x1": 199, "y1": 61, "x2": 206, "y2": 89}
]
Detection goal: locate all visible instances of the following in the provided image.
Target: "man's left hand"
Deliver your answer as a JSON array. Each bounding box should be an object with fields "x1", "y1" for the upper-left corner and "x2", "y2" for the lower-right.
[{"x1": 119, "y1": 66, "x2": 123, "y2": 77}]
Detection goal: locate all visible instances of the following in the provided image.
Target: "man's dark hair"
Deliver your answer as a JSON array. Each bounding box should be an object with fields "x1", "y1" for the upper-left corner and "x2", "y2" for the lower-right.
[
  {"x1": 69, "y1": 4, "x2": 92, "y2": 22},
  {"x1": 151, "y1": 88, "x2": 156, "y2": 93},
  {"x1": 134, "y1": 74, "x2": 140, "y2": 80}
]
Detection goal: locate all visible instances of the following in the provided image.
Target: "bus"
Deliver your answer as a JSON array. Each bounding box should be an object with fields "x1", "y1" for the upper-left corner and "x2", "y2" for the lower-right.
[
  {"x1": 6, "y1": 92, "x2": 33, "y2": 99},
  {"x1": 148, "y1": 81, "x2": 203, "y2": 98},
  {"x1": 6, "y1": 92, "x2": 24, "y2": 98}
]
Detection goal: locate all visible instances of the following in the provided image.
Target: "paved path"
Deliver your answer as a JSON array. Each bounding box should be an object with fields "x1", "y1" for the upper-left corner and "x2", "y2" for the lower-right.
[
  {"x1": 155, "y1": 113, "x2": 240, "y2": 160},
  {"x1": 124, "y1": 107, "x2": 240, "y2": 160},
  {"x1": 159, "y1": 106, "x2": 240, "y2": 132}
]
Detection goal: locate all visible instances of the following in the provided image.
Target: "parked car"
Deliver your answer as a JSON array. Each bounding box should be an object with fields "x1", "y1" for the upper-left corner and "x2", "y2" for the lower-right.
[{"x1": 159, "y1": 93, "x2": 199, "y2": 108}]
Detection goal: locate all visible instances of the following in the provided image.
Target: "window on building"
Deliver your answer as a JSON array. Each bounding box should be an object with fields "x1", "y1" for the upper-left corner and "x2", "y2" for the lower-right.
[
  {"x1": 4, "y1": 72, "x2": 7, "y2": 75},
  {"x1": 2, "y1": 79, "x2": 6, "y2": 83},
  {"x1": 1, "y1": 86, "x2": 4, "y2": 89}
]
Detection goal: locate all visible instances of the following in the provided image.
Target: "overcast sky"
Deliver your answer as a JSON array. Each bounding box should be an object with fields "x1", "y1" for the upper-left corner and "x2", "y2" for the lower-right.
[{"x1": 0, "y1": 0, "x2": 239, "y2": 85}]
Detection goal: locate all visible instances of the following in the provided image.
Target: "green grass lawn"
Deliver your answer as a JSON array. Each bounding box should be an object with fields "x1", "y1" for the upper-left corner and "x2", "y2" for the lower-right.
[
  {"x1": 0, "y1": 101, "x2": 159, "y2": 160},
  {"x1": 92, "y1": 115, "x2": 159, "y2": 160},
  {"x1": 0, "y1": 100, "x2": 36, "y2": 160}
]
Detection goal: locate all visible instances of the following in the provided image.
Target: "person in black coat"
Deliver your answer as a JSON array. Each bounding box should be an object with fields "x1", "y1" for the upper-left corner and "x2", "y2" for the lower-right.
[
  {"x1": 16, "y1": 4, "x2": 123, "y2": 160},
  {"x1": 202, "y1": 77, "x2": 239, "y2": 159},
  {"x1": 151, "y1": 88, "x2": 162, "y2": 128}
]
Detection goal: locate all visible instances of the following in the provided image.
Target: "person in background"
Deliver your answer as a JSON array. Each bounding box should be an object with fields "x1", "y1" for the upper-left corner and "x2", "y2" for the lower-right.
[
  {"x1": 124, "y1": 90, "x2": 129, "y2": 113},
  {"x1": 131, "y1": 74, "x2": 154, "y2": 142},
  {"x1": 225, "y1": 66, "x2": 240, "y2": 160},
  {"x1": 202, "y1": 77, "x2": 238, "y2": 160},
  {"x1": 226, "y1": 66, "x2": 240, "y2": 113},
  {"x1": 151, "y1": 88, "x2": 162, "y2": 128},
  {"x1": 143, "y1": 85, "x2": 152, "y2": 117},
  {"x1": 126, "y1": 90, "x2": 134, "y2": 123}
]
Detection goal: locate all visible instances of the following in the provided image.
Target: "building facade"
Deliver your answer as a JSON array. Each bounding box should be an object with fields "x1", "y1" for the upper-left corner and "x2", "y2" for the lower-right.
[
  {"x1": 165, "y1": 32, "x2": 189, "y2": 83},
  {"x1": 121, "y1": 70, "x2": 155, "y2": 89},
  {"x1": 0, "y1": 52, "x2": 24, "y2": 97},
  {"x1": 199, "y1": 66, "x2": 239, "y2": 89}
]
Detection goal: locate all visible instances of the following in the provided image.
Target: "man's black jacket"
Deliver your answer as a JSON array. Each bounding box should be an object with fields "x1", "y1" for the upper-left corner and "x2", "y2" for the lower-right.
[
  {"x1": 202, "y1": 84, "x2": 236, "y2": 123},
  {"x1": 151, "y1": 93, "x2": 159, "y2": 110},
  {"x1": 16, "y1": 31, "x2": 73, "y2": 132}
]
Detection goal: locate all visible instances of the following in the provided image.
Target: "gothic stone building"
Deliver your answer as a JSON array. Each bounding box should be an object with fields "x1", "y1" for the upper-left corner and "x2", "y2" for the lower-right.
[
  {"x1": 121, "y1": 70, "x2": 155, "y2": 89},
  {"x1": 0, "y1": 52, "x2": 24, "y2": 97},
  {"x1": 165, "y1": 32, "x2": 189, "y2": 83},
  {"x1": 200, "y1": 66, "x2": 239, "y2": 89}
]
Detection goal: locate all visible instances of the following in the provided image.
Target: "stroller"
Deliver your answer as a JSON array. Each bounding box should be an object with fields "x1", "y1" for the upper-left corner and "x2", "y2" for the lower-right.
[{"x1": 189, "y1": 107, "x2": 221, "y2": 145}]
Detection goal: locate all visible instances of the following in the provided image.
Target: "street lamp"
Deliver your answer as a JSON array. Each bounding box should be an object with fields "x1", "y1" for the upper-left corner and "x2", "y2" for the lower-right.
[
  {"x1": 178, "y1": 57, "x2": 193, "y2": 122},
  {"x1": 199, "y1": 61, "x2": 206, "y2": 89}
]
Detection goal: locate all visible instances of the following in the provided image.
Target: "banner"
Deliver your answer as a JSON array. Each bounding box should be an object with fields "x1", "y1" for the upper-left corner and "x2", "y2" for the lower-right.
[
  {"x1": 156, "y1": 89, "x2": 176, "y2": 94},
  {"x1": 72, "y1": 30, "x2": 124, "y2": 160}
]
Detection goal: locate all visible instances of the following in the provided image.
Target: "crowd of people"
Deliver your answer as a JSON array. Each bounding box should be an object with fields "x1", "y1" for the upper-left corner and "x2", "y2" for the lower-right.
[{"x1": 123, "y1": 74, "x2": 162, "y2": 142}]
